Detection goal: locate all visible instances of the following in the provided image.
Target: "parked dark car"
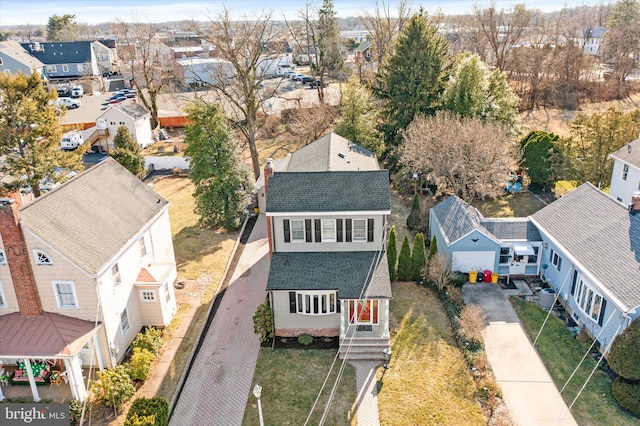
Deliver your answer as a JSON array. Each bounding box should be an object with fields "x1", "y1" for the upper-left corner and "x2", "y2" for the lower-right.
[
  {"x1": 56, "y1": 87, "x2": 70, "y2": 97},
  {"x1": 309, "y1": 79, "x2": 327, "y2": 88},
  {"x1": 301, "y1": 76, "x2": 314, "y2": 84}
]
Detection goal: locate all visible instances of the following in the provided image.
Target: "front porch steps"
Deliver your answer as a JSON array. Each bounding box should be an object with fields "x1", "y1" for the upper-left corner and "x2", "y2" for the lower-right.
[{"x1": 338, "y1": 336, "x2": 390, "y2": 361}]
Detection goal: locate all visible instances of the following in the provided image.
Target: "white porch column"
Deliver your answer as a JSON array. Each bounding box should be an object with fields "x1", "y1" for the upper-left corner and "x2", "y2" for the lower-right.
[
  {"x1": 384, "y1": 299, "x2": 390, "y2": 338},
  {"x1": 63, "y1": 359, "x2": 78, "y2": 400},
  {"x1": 67, "y1": 356, "x2": 87, "y2": 401},
  {"x1": 23, "y1": 359, "x2": 40, "y2": 402},
  {"x1": 340, "y1": 299, "x2": 346, "y2": 337},
  {"x1": 93, "y1": 334, "x2": 105, "y2": 371}
]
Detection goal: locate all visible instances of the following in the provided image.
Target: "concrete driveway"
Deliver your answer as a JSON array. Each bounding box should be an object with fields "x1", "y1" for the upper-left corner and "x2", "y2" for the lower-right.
[{"x1": 463, "y1": 283, "x2": 577, "y2": 426}]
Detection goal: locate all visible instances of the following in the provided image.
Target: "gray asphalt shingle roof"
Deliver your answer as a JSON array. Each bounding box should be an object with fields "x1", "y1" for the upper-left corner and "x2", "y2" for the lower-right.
[
  {"x1": 266, "y1": 170, "x2": 390, "y2": 213},
  {"x1": 532, "y1": 182, "x2": 640, "y2": 310},
  {"x1": 481, "y1": 219, "x2": 542, "y2": 241},
  {"x1": 20, "y1": 41, "x2": 92, "y2": 64},
  {"x1": 610, "y1": 136, "x2": 640, "y2": 170},
  {"x1": 267, "y1": 251, "x2": 392, "y2": 299},
  {"x1": 19, "y1": 157, "x2": 169, "y2": 275}
]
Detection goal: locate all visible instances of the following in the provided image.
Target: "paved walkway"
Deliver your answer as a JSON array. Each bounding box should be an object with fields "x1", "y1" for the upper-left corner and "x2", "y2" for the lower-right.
[
  {"x1": 351, "y1": 361, "x2": 381, "y2": 426},
  {"x1": 463, "y1": 283, "x2": 577, "y2": 426},
  {"x1": 169, "y1": 215, "x2": 270, "y2": 426}
]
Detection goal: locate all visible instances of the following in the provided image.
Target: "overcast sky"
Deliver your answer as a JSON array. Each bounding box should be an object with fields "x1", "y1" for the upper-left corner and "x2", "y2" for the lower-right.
[{"x1": 0, "y1": 0, "x2": 610, "y2": 26}]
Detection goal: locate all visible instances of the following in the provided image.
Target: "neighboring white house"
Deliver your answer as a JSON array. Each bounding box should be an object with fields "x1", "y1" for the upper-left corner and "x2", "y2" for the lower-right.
[
  {"x1": 176, "y1": 57, "x2": 234, "y2": 88},
  {"x1": 609, "y1": 134, "x2": 640, "y2": 205},
  {"x1": 95, "y1": 100, "x2": 153, "y2": 149},
  {"x1": 0, "y1": 158, "x2": 178, "y2": 401},
  {"x1": 570, "y1": 27, "x2": 606, "y2": 56},
  {"x1": 92, "y1": 40, "x2": 118, "y2": 74}
]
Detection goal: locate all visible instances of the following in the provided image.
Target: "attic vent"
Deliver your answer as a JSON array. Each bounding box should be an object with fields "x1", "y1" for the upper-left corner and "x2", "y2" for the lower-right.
[{"x1": 338, "y1": 152, "x2": 345, "y2": 158}]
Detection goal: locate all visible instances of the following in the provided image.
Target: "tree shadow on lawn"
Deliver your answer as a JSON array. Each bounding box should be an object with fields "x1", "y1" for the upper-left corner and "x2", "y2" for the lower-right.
[{"x1": 173, "y1": 225, "x2": 230, "y2": 272}]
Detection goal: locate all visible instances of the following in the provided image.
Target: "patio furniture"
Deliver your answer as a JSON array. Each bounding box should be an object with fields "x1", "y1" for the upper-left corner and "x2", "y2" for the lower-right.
[
  {"x1": 0, "y1": 368, "x2": 7, "y2": 386},
  {"x1": 60, "y1": 370, "x2": 68, "y2": 384},
  {"x1": 50, "y1": 370, "x2": 62, "y2": 386}
]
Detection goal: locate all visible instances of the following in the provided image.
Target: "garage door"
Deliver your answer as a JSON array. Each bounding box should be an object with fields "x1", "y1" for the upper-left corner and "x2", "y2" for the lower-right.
[{"x1": 451, "y1": 251, "x2": 496, "y2": 273}]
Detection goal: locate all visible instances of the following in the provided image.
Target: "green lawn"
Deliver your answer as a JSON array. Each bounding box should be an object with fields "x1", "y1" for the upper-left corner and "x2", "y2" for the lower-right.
[
  {"x1": 471, "y1": 191, "x2": 548, "y2": 218},
  {"x1": 509, "y1": 297, "x2": 638, "y2": 426},
  {"x1": 377, "y1": 282, "x2": 485, "y2": 425},
  {"x1": 242, "y1": 348, "x2": 357, "y2": 426}
]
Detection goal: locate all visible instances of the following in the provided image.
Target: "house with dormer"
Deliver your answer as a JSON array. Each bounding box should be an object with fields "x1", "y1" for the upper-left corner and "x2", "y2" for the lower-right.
[
  {"x1": 263, "y1": 133, "x2": 392, "y2": 360},
  {"x1": 20, "y1": 41, "x2": 100, "y2": 80},
  {"x1": 0, "y1": 158, "x2": 177, "y2": 401}
]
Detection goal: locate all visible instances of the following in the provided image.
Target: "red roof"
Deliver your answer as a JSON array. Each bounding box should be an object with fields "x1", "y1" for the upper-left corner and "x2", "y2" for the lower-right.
[{"x1": 0, "y1": 312, "x2": 99, "y2": 358}]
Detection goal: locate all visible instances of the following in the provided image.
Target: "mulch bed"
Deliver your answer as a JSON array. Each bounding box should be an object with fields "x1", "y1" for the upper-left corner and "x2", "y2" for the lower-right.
[{"x1": 260, "y1": 336, "x2": 339, "y2": 350}]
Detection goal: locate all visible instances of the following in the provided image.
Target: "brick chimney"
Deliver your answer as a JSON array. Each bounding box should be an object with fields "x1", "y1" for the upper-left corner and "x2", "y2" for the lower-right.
[
  {"x1": 631, "y1": 191, "x2": 640, "y2": 215},
  {"x1": 0, "y1": 198, "x2": 43, "y2": 316}
]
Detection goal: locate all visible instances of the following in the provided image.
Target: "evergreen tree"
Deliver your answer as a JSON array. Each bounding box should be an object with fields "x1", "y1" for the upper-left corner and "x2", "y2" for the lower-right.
[
  {"x1": 376, "y1": 9, "x2": 451, "y2": 147},
  {"x1": 0, "y1": 72, "x2": 82, "y2": 197},
  {"x1": 317, "y1": 0, "x2": 344, "y2": 76},
  {"x1": 428, "y1": 235, "x2": 438, "y2": 260},
  {"x1": 110, "y1": 126, "x2": 144, "y2": 176},
  {"x1": 397, "y1": 234, "x2": 412, "y2": 281},
  {"x1": 520, "y1": 131, "x2": 561, "y2": 190},
  {"x1": 407, "y1": 192, "x2": 421, "y2": 230},
  {"x1": 443, "y1": 53, "x2": 519, "y2": 130},
  {"x1": 46, "y1": 14, "x2": 78, "y2": 42},
  {"x1": 335, "y1": 76, "x2": 384, "y2": 155},
  {"x1": 184, "y1": 101, "x2": 252, "y2": 230},
  {"x1": 387, "y1": 226, "x2": 398, "y2": 281},
  {"x1": 411, "y1": 233, "x2": 426, "y2": 281}
]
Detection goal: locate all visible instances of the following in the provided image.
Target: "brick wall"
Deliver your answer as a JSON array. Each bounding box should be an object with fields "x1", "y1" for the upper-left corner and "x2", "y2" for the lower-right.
[{"x1": 0, "y1": 202, "x2": 43, "y2": 315}]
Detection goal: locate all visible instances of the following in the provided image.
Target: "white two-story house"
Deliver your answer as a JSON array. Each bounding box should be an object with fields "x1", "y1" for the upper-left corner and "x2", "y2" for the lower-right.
[
  {"x1": 263, "y1": 133, "x2": 392, "y2": 360},
  {"x1": 0, "y1": 158, "x2": 177, "y2": 401},
  {"x1": 609, "y1": 134, "x2": 640, "y2": 205}
]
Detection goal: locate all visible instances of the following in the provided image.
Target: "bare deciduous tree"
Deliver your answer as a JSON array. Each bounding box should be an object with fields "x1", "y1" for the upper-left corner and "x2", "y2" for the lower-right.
[
  {"x1": 400, "y1": 111, "x2": 518, "y2": 202},
  {"x1": 360, "y1": 0, "x2": 411, "y2": 66},
  {"x1": 195, "y1": 10, "x2": 284, "y2": 180},
  {"x1": 285, "y1": 104, "x2": 338, "y2": 144},
  {"x1": 425, "y1": 254, "x2": 452, "y2": 292},
  {"x1": 472, "y1": 3, "x2": 535, "y2": 71},
  {"x1": 116, "y1": 19, "x2": 178, "y2": 129}
]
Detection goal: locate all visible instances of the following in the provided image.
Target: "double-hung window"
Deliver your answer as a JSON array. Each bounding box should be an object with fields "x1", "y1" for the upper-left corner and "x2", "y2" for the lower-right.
[
  {"x1": 352, "y1": 219, "x2": 367, "y2": 242},
  {"x1": 499, "y1": 247, "x2": 510, "y2": 264},
  {"x1": 53, "y1": 281, "x2": 78, "y2": 308},
  {"x1": 111, "y1": 263, "x2": 121, "y2": 285},
  {"x1": 291, "y1": 291, "x2": 337, "y2": 315},
  {"x1": 321, "y1": 219, "x2": 336, "y2": 242},
  {"x1": 550, "y1": 249, "x2": 562, "y2": 271},
  {"x1": 290, "y1": 219, "x2": 305, "y2": 242},
  {"x1": 120, "y1": 309, "x2": 130, "y2": 335},
  {"x1": 622, "y1": 164, "x2": 629, "y2": 181}
]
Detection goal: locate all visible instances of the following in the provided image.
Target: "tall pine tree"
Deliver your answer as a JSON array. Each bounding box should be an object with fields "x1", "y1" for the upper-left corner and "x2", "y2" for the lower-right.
[
  {"x1": 110, "y1": 126, "x2": 144, "y2": 176},
  {"x1": 376, "y1": 9, "x2": 451, "y2": 147},
  {"x1": 387, "y1": 226, "x2": 398, "y2": 281},
  {"x1": 397, "y1": 234, "x2": 412, "y2": 281},
  {"x1": 411, "y1": 233, "x2": 426, "y2": 281},
  {"x1": 184, "y1": 101, "x2": 252, "y2": 230}
]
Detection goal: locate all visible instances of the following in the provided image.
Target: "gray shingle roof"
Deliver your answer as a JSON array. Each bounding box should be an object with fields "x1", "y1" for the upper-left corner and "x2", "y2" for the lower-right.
[
  {"x1": 19, "y1": 158, "x2": 169, "y2": 275},
  {"x1": 481, "y1": 219, "x2": 541, "y2": 241},
  {"x1": 532, "y1": 182, "x2": 640, "y2": 310},
  {"x1": 267, "y1": 251, "x2": 392, "y2": 299},
  {"x1": 111, "y1": 100, "x2": 150, "y2": 120},
  {"x1": 20, "y1": 41, "x2": 92, "y2": 64},
  {"x1": 286, "y1": 132, "x2": 379, "y2": 172},
  {"x1": 430, "y1": 196, "x2": 484, "y2": 244},
  {"x1": 0, "y1": 41, "x2": 45, "y2": 69},
  {"x1": 266, "y1": 170, "x2": 390, "y2": 213},
  {"x1": 610, "y1": 136, "x2": 640, "y2": 170}
]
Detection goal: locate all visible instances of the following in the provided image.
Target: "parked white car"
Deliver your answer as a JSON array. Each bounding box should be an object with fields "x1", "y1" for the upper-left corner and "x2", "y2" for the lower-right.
[
  {"x1": 55, "y1": 97, "x2": 81, "y2": 109},
  {"x1": 71, "y1": 86, "x2": 84, "y2": 98}
]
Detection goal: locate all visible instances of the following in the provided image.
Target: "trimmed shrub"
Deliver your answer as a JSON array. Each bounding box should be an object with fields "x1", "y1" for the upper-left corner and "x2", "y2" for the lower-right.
[
  {"x1": 397, "y1": 235, "x2": 412, "y2": 281},
  {"x1": 428, "y1": 235, "x2": 438, "y2": 259},
  {"x1": 612, "y1": 377, "x2": 640, "y2": 416},
  {"x1": 410, "y1": 233, "x2": 426, "y2": 281},
  {"x1": 387, "y1": 226, "x2": 398, "y2": 281},
  {"x1": 127, "y1": 347, "x2": 155, "y2": 381},
  {"x1": 92, "y1": 365, "x2": 136, "y2": 408},
  {"x1": 253, "y1": 299, "x2": 274, "y2": 343},
  {"x1": 66, "y1": 400, "x2": 83, "y2": 426},
  {"x1": 298, "y1": 333, "x2": 313, "y2": 346},
  {"x1": 608, "y1": 318, "x2": 640, "y2": 380},
  {"x1": 124, "y1": 397, "x2": 169, "y2": 426},
  {"x1": 132, "y1": 327, "x2": 164, "y2": 355},
  {"x1": 450, "y1": 271, "x2": 467, "y2": 288},
  {"x1": 407, "y1": 193, "x2": 422, "y2": 230}
]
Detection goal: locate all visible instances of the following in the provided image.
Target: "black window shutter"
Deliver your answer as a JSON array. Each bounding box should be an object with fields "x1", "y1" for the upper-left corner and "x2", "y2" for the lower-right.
[
  {"x1": 557, "y1": 257, "x2": 562, "y2": 272},
  {"x1": 598, "y1": 299, "x2": 607, "y2": 326},
  {"x1": 314, "y1": 219, "x2": 321, "y2": 242},
  {"x1": 305, "y1": 219, "x2": 312, "y2": 242},
  {"x1": 345, "y1": 219, "x2": 352, "y2": 242},
  {"x1": 289, "y1": 292, "x2": 296, "y2": 313},
  {"x1": 283, "y1": 219, "x2": 291, "y2": 243},
  {"x1": 367, "y1": 219, "x2": 374, "y2": 242},
  {"x1": 336, "y1": 297, "x2": 341, "y2": 312},
  {"x1": 337, "y1": 219, "x2": 343, "y2": 242},
  {"x1": 570, "y1": 270, "x2": 577, "y2": 295}
]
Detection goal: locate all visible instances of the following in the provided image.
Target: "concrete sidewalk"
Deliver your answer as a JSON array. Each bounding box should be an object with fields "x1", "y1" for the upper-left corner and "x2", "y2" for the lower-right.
[
  {"x1": 463, "y1": 283, "x2": 577, "y2": 426},
  {"x1": 169, "y1": 215, "x2": 269, "y2": 426}
]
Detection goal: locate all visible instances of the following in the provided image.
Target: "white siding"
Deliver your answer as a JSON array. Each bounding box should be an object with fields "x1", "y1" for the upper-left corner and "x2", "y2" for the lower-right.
[
  {"x1": 609, "y1": 159, "x2": 640, "y2": 205},
  {"x1": 272, "y1": 291, "x2": 340, "y2": 330},
  {"x1": 271, "y1": 214, "x2": 386, "y2": 253}
]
